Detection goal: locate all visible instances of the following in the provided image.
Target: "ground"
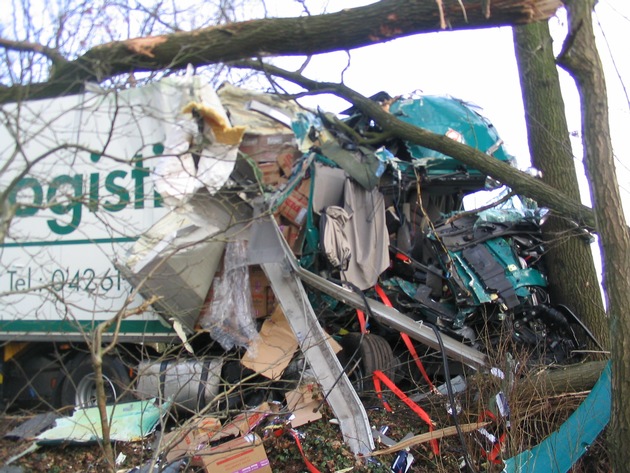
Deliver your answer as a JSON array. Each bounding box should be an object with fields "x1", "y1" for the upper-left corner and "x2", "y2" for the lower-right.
[{"x1": 0, "y1": 379, "x2": 610, "y2": 473}]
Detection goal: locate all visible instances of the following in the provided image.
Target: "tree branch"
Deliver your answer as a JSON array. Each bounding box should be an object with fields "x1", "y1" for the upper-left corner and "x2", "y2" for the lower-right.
[
  {"x1": 0, "y1": 37, "x2": 67, "y2": 67},
  {"x1": 0, "y1": 0, "x2": 561, "y2": 103}
]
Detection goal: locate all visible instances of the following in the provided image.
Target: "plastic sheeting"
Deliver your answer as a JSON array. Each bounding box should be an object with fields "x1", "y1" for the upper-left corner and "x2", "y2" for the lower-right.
[{"x1": 199, "y1": 240, "x2": 259, "y2": 352}]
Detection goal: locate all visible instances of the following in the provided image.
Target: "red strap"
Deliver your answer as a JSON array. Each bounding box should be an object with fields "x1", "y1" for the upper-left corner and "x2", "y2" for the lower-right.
[
  {"x1": 356, "y1": 309, "x2": 368, "y2": 334},
  {"x1": 399, "y1": 332, "x2": 436, "y2": 392},
  {"x1": 374, "y1": 284, "x2": 435, "y2": 392},
  {"x1": 374, "y1": 284, "x2": 393, "y2": 307},
  {"x1": 289, "y1": 429, "x2": 322, "y2": 473},
  {"x1": 478, "y1": 410, "x2": 506, "y2": 464},
  {"x1": 373, "y1": 370, "x2": 440, "y2": 455},
  {"x1": 395, "y1": 252, "x2": 412, "y2": 264}
]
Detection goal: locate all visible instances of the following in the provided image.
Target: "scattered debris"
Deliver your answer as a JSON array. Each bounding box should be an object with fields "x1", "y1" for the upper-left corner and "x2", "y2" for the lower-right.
[
  {"x1": 0, "y1": 75, "x2": 607, "y2": 470},
  {"x1": 36, "y1": 400, "x2": 166, "y2": 444}
]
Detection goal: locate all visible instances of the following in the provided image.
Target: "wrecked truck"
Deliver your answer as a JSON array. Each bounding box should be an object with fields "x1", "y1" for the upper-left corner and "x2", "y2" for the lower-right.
[{"x1": 0, "y1": 76, "x2": 592, "y2": 455}]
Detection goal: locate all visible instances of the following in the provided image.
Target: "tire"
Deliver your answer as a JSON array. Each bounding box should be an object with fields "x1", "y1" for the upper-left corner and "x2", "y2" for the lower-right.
[
  {"x1": 58, "y1": 353, "x2": 132, "y2": 409},
  {"x1": 338, "y1": 333, "x2": 397, "y2": 393}
]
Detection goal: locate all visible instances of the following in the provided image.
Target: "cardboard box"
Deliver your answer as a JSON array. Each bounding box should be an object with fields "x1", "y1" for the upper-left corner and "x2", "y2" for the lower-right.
[
  {"x1": 199, "y1": 433, "x2": 272, "y2": 473},
  {"x1": 296, "y1": 177, "x2": 312, "y2": 198},
  {"x1": 239, "y1": 133, "x2": 296, "y2": 164},
  {"x1": 249, "y1": 266, "x2": 276, "y2": 318},
  {"x1": 241, "y1": 306, "x2": 299, "y2": 380},
  {"x1": 281, "y1": 222, "x2": 302, "y2": 254},
  {"x1": 276, "y1": 146, "x2": 301, "y2": 177},
  {"x1": 257, "y1": 162, "x2": 282, "y2": 186},
  {"x1": 163, "y1": 416, "x2": 223, "y2": 463},
  {"x1": 278, "y1": 190, "x2": 308, "y2": 226}
]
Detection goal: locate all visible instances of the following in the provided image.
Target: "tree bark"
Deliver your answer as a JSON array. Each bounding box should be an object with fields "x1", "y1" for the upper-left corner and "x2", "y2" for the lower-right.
[
  {"x1": 0, "y1": 0, "x2": 561, "y2": 103},
  {"x1": 514, "y1": 360, "x2": 608, "y2": 399},
  {"x1": 513, "y1": 21, "x2": 608, "y2": 349},
  {"x1": 557, "y1": 1, "x2": 630, "y2": 469}
]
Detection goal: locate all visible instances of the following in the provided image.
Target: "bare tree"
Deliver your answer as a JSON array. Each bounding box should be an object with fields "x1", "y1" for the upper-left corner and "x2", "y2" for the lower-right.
[{"x1": 0, "y1": 0, "x2": 625, "y2": 470}]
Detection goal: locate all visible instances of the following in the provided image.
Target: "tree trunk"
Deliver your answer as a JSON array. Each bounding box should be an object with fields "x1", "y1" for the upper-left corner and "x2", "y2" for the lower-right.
[
  {"x1": 513, "y1": 21, "x2": 609, "y2": 350},
  {"x1": 557, "y1": 1, "x2": 630, "y2": 470}
]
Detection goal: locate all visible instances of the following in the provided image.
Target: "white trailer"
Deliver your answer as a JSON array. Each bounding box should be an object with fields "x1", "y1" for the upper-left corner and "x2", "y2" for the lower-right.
[{"x1": 0, "y1": 78, "x2": 223, "y2": 407}]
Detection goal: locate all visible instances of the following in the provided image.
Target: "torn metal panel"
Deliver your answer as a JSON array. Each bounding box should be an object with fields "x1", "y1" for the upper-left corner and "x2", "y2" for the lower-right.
[
  {"x1": 389, "y1": 96, "x2": 514, "y2": 176},
  {"x1": 153, "y1": 85, "x2": 245, "y2": 209},
  {"x1": 119, "y1": 190, "x2": 252, "y2": 333},
  {"x1": 293, "y1": 257, "x2": 489, "y2": 371},
  {"x1": 5, "y1": 412, "x2": 59, "y2": 440},
  {"x1": 251, "y1": 217, "x2": 374, "y2": 455},
  {"x1": 36, "y1": 399, "x2": 167, "y2": 444},
  {"x1": 247, "y1": 214, "x2": 487, "y2": 371}
]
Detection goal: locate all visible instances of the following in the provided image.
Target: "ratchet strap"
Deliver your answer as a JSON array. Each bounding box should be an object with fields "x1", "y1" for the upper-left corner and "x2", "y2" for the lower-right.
[
  {"x1": 373, "y1": 369, "x2": 440, "y2": 455},
  {"x1": 374, "y1": 284, "x2": 435, "y2": 392},
  {"x1": 289, "y1": 429, "x2": 322, "y2": 473}
]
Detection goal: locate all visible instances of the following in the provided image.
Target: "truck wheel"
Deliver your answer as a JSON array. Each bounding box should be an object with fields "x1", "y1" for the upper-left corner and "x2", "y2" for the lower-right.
[
  {"x1": 338, "y1": 333, "x2": 396, "y2": 393},
  {"x1": 58, "y1": 354, "x2": 132, "y2": 409}
]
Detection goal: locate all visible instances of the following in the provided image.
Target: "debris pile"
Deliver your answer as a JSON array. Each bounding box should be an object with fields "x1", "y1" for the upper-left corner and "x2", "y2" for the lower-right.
[{"x1": 1, "y1": 77, "x2": 605, "y2": 472}]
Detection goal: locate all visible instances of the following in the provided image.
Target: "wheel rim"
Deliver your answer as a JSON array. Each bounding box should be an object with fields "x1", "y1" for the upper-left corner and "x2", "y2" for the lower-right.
[
  {"x1": 74, "y1": 374, "x2": 118, "y2": 408},
  {"x1": 345, "y1": 358, "x2": 366, "y2": 393}
]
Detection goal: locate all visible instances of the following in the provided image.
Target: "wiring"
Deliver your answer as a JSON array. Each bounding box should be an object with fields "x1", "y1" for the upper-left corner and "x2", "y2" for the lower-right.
[{"x1": 426, "y1": 321, "x2": 478, "y2": 473}]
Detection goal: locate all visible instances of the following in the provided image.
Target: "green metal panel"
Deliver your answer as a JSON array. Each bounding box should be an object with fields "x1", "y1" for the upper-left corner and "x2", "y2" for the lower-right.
[{"x1": 389, "y1": 96, "x2": 513, "y2": 176}]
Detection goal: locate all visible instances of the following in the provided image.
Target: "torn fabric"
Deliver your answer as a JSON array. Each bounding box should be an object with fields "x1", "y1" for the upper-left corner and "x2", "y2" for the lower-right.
[
  {"x1": 341, "y1": 179, "x2": 390, "y2": 290},
  {"x1": 320, "y1": 205, "x2": 351, "y2": 271}
]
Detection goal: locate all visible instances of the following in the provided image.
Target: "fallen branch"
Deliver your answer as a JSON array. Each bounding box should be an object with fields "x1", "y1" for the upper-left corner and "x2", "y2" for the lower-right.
[
  {"x1": 368, "y1": 422, "x2": 490, "y2": 456},
  {"x1": 515, "y1": 360, "x2": 608, "y2": 399}
]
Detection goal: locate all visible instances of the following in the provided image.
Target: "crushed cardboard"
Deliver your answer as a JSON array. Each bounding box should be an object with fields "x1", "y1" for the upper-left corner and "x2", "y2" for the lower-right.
[
  {"x1": 285, "y1": 383, "x2": 323, "y2": 428},
  {"x1": 163, "y1": 403, "x2": 275, "y2": 465},
  {"x1": 198, "y1": 433, "x2": 271, "y2": 473},
  {"x1": 241, "y1": 306, "x2": 299, "y2": 379},
  {"x1": 164, "y1": 417, "x2": 223, "y2": 463}
]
